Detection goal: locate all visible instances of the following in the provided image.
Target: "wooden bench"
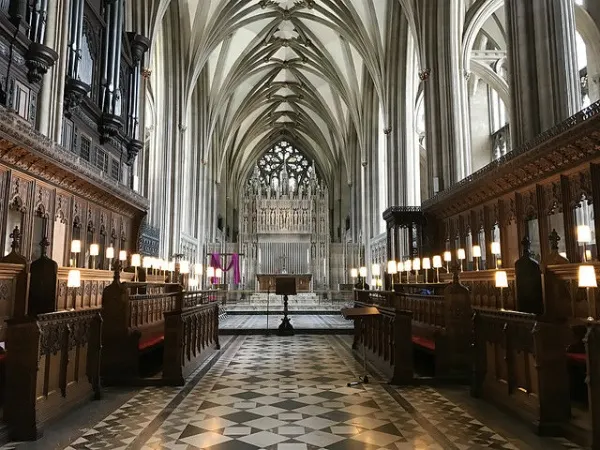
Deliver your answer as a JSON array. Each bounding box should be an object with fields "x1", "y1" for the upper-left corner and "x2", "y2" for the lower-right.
[
  {"x1": 351, "y1": 300, "x2": 413, "y2": 385},
  {"x1": 356, "y1": 269, "x2": 472, "y2": 381},
  {"x1": 101, "y1": 269, "x2": 180, "y2": 384},
  {"x1": 2, "y1": 238, "x2": 102, "y2": 440},
  {"x1": 163, "y1": 294, "x2": 220, "y2": 385},
  {"x1": 472, "y1": 308, "x2": 570, "y2": 435}
]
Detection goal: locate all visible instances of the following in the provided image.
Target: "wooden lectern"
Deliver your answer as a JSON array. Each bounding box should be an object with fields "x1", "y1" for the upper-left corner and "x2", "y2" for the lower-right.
[{"x1": 341, "y1": 306, "x2": 380, "y2": 386}]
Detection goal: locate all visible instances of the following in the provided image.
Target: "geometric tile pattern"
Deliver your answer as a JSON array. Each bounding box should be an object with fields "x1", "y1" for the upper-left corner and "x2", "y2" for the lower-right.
[
  {"x1": 219, "y1": 315, "x2": 353, "y2": 331},
  {"x1": 0, "y1": 335, "x2": 584, "y2": 450}
]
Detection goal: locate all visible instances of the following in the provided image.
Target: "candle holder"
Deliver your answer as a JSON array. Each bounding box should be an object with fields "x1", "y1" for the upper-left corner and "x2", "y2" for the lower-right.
[
  {"x1": 106, "y1": 246, "x2": 115, "y2": 271},
  {"x1": 71, "y1": 240, "x2": 81, "y2": 267},
  {"x1": 404, "y1": 260, "x2": 412, "y2": 283},
  {"x1": 90, "y1": 244, "x2": 99, "y2": 269},
  {"x1": 387, "y1": 260, "x2": 397, "y2": 287},
  {"x1": 495, "y1": 270, "x2": 508, "y2": 310},
  {"x1": 413, "y1": 258, "x2": 421, "y2": 283},
  {"x1": 67, "y1": 269, "x2": 81, "y2": 310},
  {"x1": 119, "y1": 250, "x2": 127, "y2": 272},
  {"x1": 131, "y1": 254, "x2": 141, "y2": 282},
  {"x1": 432, "y1": 255, "x2": 442, "y2": 282},
  {"x1": 457, "y1": 249, "x2": 466, "y2": 272},
  {"x1": 443, "y1": 251, "x2": 451, "y2": 273},
  {"x1": 578, "y1": 225, "x2": 592, "y2": 262},
  {"x1": 472, "y1": 245, "x2": 481, "y2": 271},
  {"x1": 579, "y1": 265, "x2": 597, "y2": 320},
  {"x1": 396, "y1": 261, "x2": 404, "y2": 285},
  {"x1": 422, "y1": 257, "x2": 431, "y2": 283},
  {"x1": 491, "y1": 242, "x2": 501, "y2": 269}
]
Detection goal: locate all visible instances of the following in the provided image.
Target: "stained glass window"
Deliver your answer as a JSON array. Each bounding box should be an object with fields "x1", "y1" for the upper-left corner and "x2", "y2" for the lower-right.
[{"x1": 254, "y1": 140, "x2": 317, "y2": 191}]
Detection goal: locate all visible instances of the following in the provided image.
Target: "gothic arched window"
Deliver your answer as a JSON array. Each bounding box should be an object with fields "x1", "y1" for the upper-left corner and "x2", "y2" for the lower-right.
[{"x1": 254, "y1": 140, "x2": 317, "y2": 192}]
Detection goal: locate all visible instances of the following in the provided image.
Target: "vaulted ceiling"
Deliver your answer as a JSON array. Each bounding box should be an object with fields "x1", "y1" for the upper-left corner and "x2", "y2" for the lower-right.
[{"x1": 178, "y1": 0, "x2": 393, "y2": 187}]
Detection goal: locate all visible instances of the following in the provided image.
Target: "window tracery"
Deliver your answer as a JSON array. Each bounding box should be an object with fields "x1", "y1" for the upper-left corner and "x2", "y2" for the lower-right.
[{"x1": 254, "y1": 140, "x2": 317, "y2": 192}]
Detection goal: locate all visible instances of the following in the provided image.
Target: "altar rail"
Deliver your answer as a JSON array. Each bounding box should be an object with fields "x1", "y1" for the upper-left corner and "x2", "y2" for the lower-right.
[
  {"x1": 4, "y1": 308, "x2": 102, "y2": 440},
  {"x1": 472, "y1": 308, "x2": 570, "y2": 434}
]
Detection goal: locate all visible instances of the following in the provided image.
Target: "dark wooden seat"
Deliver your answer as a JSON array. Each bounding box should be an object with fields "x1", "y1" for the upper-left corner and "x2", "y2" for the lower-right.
[{"x1": 101, "y1": 270, "x2": 181, "y2": 385}]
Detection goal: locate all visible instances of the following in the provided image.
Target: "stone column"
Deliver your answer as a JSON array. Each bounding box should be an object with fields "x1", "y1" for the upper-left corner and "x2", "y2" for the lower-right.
[
  {"x1": 422, "y1": 0, "x2": 471, "y2": 196},
  {"x1": 506, "y1": 0, "x2": 580, "y2": 148}
]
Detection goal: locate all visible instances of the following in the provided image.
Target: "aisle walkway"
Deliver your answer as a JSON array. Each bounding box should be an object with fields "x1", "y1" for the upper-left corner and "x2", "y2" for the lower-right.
[
  {"x1": 1, "y1": 335, "x2": 583, "y2": 450},
  {"x1": 219, "y1": 314, "x2": 353, "y2": 333}
]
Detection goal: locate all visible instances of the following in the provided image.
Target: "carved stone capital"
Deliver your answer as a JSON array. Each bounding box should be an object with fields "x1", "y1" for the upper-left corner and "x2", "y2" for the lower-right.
[{"x1": 127, "y1": 33, "x2": 151, "y2": 63}]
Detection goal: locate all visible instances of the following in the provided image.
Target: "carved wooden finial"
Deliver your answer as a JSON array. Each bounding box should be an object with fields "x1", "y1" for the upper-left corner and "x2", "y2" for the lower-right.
[
  {"x1": 451, "y1": 261, "x2": 461, "y2": 284},
  {"x1": 113, "y1": 260, "x2": 122, "y2": 282},
  {"x1": 549, "y1": 229, "x2": 561, "y2": 251},
  {"x1": 521, "y1": 237, "x2": 532, "y2": 258},
  {"x1": 9, "y1": 226, "x2": 21, "y2": 252},
  {"x1": 39, "y1": 236, "x2": 50, "y2": 257}
]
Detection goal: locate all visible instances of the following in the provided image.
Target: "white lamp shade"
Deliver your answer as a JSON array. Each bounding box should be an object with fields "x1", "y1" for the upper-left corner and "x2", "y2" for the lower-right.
[
  {"x1": 89, "y1": 244, "x2": 99, "y2": 256},
  {"x1": 578, "y1": 225, "x2": 592, "y2": 243},
  {"x1": 495, "y1": 270, "x2": 509, "y2": 288},
  {"x1": 579, "y1": 265, "x2": 597, "y2": 288},
  {"x1": 397, "y1": 261, "x2": 404, "y2": 272},
  {"x1": 422, "y1": 257, "x2": 431, "y2": 270},
  {"x1": 206, "y1": 266, "x2": 215, "y2": 278},
  {"x1": 413, "y1": 258, "x2": 421, "y2": 271},
  {"x1": 350, "y1": 268, "x2": 358, "y2": 278},
  {"x1": 67, "y1": 269, "x2": 81, "y2": 288},
  {"x1": 457, "y1": 248, "x2": 466, "y2": 260},
  {"x1": 372, "y1": 264, "x2": 381, "y2": 277},
  {"x1": 180, "y1": 260, "x2": 190, "y2": 274},
  {"x1": 444, "y1": 251, "x2": 452, "y2": 262},
  {"x1": 131, "y1": 254, "x2": 141, "y2": 267},
  {"x1": 359, "y1": 266, "x2": 367, "y2": 277},
  {"x1": 215, "y1": 268, "x2": 223, "y2": 279},
  {"x1": 387, "y1": 260, "x2": 398, "y2": 274},
  {"x1": 491, "y1": 242, "x2": 501, "y2": 255},
  {"x1": 433, "y1": 255, "x2": 442, "y2": 268},
  {"x1": 194, "y1": 263, "x2": 203, "y2": 275},
  {"x1": 106, "y1": 246, "x2": 115, "y2": 259},
  {"x1": 142, "y1": 257, "x2": 152, "y2": 269},
  {"x1": 71, "y1": 240, "x2": 81, "y2": 253},
  {"x1": 119, "y1": 250, "x2": 127, "y2": 261},
  {"x1": 472, "y1": 245, "x2": 482, "y2": 258},
  {"x1": 404, "y1": 260, "x2": 412, "y2": 271}
]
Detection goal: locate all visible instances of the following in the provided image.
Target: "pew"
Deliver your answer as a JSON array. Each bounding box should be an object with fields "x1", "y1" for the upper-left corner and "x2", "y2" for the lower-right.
[
  {"x1": 3, "y1": 236, "x2": 103, "y2": 440},
  {"x1": 162, "y1": 293, "x2": 220, "y2": 385},
  {"x1": 101, "y1": 268, "x2": 181, "y2": 384},
  {"x1": 472, "y1": 308, "x2": 570, "y2": 434},
  {"x1": 351, "y1": 299, "x2": 414, "y2": 385},
  {"x1": 355, "y1": 268, "x2": 472, "y2": 381}
]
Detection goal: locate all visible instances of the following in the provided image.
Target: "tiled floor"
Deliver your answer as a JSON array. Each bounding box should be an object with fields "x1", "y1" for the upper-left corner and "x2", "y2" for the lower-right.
[
  {"x1": 1, "y1": 335, "x2": 585, "y2": 450},
  {"x1": 220, "y1": 314, "x2": 353, "y2": 331}
]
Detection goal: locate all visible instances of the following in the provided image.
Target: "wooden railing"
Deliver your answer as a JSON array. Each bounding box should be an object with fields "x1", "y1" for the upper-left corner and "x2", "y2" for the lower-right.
[
  {"x1": 397, "y1": 293, "x2": 445, "y2": 327},
  {"x1": 128, "y1": 284, "x2": 179, "y2": 329},
  {"x1": 472, "y1": 308, "x2": 570, "y2": 434},
  {"x1": 4, "y1": 308, "x2": 102, "y2": 440},
  {"x1": 440, "y1": 269, "x2": 517, "y2": 310},
  {"x1": 163, "y1": 301, "x2": 220, "y2": 385}
]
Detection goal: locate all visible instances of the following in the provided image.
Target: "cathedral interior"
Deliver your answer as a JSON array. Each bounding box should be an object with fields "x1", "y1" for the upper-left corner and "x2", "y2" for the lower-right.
[{"x1": 0, "y1": 0, "x2": 599, "y2": 449}]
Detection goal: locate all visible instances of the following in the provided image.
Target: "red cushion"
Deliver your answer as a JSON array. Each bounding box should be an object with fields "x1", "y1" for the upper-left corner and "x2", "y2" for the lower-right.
[
  {"x1": 138, "y1": 335, "x2": 164, "y2": 351},
  {"x1": 567, "y1": 352, "x2": 586, "y2": 364},
  {"x1": 412, "y1": 336, "x2": 435, "y2": 351},
  {"x1": 0, "y1": 353, "x2": 5, "y2": 362}
]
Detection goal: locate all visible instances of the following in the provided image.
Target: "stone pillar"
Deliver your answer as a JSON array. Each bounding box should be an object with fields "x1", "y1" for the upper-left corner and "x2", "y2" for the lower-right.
[{"x1": 506, "y1": 0, "x2": 580, "y2": 148}]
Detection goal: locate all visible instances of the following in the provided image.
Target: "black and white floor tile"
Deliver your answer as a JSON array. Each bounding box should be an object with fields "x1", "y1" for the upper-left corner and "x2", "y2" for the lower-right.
[{"x1": 0, "y1": 335, "x2": 585, "y2": 450}]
